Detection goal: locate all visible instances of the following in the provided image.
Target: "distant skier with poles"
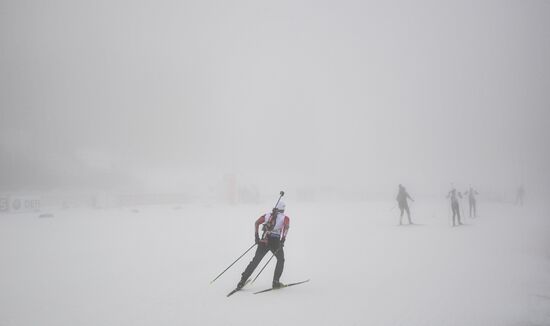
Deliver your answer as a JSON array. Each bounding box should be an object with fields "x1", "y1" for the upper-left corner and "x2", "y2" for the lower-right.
[
  {"x1": 447, "y1": 188, "x2": 463, "y2": 226},
  {"x1": 464, "y1": 186, "x2": 479, "y2": 218},
  {"x1": 396, "y1": 184, "x2": 414, "y2": 225},
  {"x1": 236, "y1": 201, "x2": 290, "y2": 290}
]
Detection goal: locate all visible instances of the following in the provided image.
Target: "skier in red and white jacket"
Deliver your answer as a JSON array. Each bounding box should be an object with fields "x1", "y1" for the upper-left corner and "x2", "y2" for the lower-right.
[{"x1": 237, "y1": 201, "x2": 290, "y2": 289}]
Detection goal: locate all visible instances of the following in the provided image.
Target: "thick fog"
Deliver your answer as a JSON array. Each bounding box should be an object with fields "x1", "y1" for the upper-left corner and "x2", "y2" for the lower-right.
[
  {"x1": 1, "y1": 0, "x2": 549, "y2": 200},
  {"x1": 2, "y1": 3, "x2": 550, "y2": 325}
]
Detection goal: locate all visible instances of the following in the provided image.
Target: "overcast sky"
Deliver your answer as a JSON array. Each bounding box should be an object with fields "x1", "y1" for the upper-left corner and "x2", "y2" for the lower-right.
[{"x1": 1, "y1": 0, "x2": 549, "y2": 196}]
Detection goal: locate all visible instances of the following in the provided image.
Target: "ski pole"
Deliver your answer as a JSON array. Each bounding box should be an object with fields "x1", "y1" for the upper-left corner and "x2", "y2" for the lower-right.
[
  {"x1": 251, "y1": 248, "x2": 280, "y2": 284},
  {"x1": 210, "y1": 243, "x2": 256, "y2": 284}
]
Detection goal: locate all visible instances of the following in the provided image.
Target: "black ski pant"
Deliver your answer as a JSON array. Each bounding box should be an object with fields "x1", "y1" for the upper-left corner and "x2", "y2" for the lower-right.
[
  {"x1": 469, "y1": 199, "x2": 476, "y2": 217},
  {"x1": 240, "y1": 236, "x2": 284, "y2": 283},
  {"x1": 452, "y1": 203, "x2": 461, "y2": 225},
  {"x1": 399, "y1": 202, "x2": 412, "y2": 224}
]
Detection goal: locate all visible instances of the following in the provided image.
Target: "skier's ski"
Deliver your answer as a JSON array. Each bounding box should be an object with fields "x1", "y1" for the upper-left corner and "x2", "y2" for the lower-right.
[
  {"x1": 226, "y1": 279, "x2": 251, "y2": 297},
  {"x1": 253, "y1": 279, "x2": 310, "y2": 294},
  {"x1": 226, "y1": 288, "x2": 240, "y2": 297}
]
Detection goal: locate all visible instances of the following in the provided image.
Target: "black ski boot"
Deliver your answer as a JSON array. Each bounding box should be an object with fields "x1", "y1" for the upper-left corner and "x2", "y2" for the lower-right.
[{"x1": 272, "y1": 280, "x2": 285, "y2": 289}]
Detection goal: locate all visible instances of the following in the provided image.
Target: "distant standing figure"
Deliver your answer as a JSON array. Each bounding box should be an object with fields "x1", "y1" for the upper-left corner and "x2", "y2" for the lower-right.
[
  {"x1": 447, "y1": 188, "x2": 463, "y2": 226},
  {"x1": 515, "y1": 185, "x2": 525, "y2": 206},
  {"x1": 464, "y1": 186, "x2": 479, "y2": 218},
  {"x1": 396, "y1": 184, "x2": 414, "y2": 225}
]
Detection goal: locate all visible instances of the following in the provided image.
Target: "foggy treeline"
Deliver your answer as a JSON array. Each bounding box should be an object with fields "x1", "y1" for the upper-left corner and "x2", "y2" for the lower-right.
[{"x1": 1, "y1": 0, "x2": 549, "y2": 205}]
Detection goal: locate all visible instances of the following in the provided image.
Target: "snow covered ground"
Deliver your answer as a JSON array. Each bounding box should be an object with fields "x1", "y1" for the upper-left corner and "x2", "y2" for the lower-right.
[{"x1": 1, "y1": 200, "x2": 549, "y2": 326}]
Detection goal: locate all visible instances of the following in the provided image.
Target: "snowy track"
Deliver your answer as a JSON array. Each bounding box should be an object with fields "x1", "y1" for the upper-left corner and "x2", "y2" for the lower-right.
[{"x1": 1, "y1": 201, "x2": 549, "y2": 326}]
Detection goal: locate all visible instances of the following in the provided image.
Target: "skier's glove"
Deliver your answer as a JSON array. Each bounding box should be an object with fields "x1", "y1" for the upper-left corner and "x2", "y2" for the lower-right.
[
  {"x1": 279, "y1": 237, "x2": 286, "y2": 249},
  {"x1": 255, "y1": 233, "x2": 260, "y2": 244}
]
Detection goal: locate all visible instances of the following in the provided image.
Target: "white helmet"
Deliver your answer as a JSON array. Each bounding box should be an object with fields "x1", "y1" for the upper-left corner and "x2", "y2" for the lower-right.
[{"x1": 275, "y1": 201, "x2": 286, "y2": 212}]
